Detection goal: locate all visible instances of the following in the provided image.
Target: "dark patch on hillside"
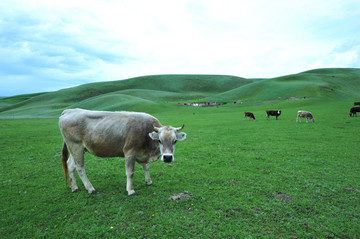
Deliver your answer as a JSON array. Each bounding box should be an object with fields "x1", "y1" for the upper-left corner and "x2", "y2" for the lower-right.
[{"x1": 320, "y1": 86, "x2": 333, "y2": 91}]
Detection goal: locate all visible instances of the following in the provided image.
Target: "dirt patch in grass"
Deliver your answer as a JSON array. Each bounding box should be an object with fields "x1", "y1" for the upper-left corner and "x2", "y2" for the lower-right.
[
  {"x1": 272, "y1": 191, "x2": 292, "y2": 201},
  {"x1": 169, "y1": 191, "x2": 194, "y2": 201},
  {"x1": 343, "y1": 187, "x2": 358, "y2": 193}
]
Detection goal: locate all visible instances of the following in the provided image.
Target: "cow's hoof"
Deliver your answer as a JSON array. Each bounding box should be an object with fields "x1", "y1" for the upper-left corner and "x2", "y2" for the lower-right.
[
  {"x1": 146, "y1": 182, "x2": 153, "y2": 186},
  {"x1": 90, "y1": 190, "x2": 99, "y2": 195},
  {"x1": 129, "y1": 192, "x2": 137, "y2": 197},
  {"x1": 72, "y1": 189, "x2": 79, "y2": 193}
]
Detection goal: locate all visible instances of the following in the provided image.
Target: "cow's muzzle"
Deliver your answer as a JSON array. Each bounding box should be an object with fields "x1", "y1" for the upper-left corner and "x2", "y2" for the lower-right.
[{"x1": 162, "y1": 154, "x2": 173, "y2": 163}]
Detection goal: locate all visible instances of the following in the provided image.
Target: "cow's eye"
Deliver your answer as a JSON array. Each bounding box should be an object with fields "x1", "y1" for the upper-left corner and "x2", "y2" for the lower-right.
[{"x1": 158, "y1": 140, "x2": 162, "y2": 144}]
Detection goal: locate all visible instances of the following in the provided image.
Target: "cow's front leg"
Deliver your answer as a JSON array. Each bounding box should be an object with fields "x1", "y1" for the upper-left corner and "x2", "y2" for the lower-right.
[
  {"x1": 142, "y1": 163, "x2": 152, "y2": 186},
  {"x1": 125, "y1": 156, "x2": 136, "y2": 196}
]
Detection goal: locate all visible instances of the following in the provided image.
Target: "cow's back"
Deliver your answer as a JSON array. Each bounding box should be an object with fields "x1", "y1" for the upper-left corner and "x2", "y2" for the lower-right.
[
  {"x1": 351, "y1": 106, "x2": 360, "y2": 112},
  {"x1": 59, "y1": 109, "x2": 161, "y2": 157}
]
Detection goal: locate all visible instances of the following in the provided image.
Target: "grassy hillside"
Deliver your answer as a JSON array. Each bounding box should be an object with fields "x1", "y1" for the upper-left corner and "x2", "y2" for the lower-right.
[
  {"x1": 208, "y1": 68, "x2": 360, "y2": 103},
  {"x1": 0, "y1": 68, "x2": 359, "y2": 117},
  {"x1": 0, "y1": 75, "x2": 249, "y2": 117}
]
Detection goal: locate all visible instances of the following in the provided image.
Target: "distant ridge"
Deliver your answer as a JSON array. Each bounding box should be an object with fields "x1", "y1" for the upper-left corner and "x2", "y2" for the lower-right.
[{"x1": 1, "y1": 68, "x2": 359, "y2": 117}]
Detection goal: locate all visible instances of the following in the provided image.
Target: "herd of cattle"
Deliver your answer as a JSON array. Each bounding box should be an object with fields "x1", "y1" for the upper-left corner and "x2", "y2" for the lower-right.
[
  {"x1": 244, "y1": 102, "x2": 360, "y2": 122},
  {"x1": 59, "y1": 102, "x2": 359, "y2": 196},
  {"x1": 244, "y1": 109, "x2": 315, "y2": 122}
]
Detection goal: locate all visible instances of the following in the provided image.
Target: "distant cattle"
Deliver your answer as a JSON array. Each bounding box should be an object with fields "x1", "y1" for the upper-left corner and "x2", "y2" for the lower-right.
[
  {"x1": 59, "y1": 109, "x2": 187, "y2": 196},
  {"x1": 244, "y1": 112, "x2": 255, "y2": 120},
  {"x1": 266, "y1": 110, "x2": 282, "y2": 120},
  {"x1": 349, "y1": 106, "x2": 360, "y2": 117},
  {"x1": 178, "y1": 102, "x2": 225, "y2": 107},
  {"x1": 296, "y1": 110, "x2": 315, "y2": 123},
  {"x1": 354, "y1": 102, "x2": 360, "y2": 106}
]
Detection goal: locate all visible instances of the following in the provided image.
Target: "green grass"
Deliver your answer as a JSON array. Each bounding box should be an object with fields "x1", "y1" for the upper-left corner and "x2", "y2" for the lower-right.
[{"x1": 1, "y1": 99, "x2": 359, "y2": 238}]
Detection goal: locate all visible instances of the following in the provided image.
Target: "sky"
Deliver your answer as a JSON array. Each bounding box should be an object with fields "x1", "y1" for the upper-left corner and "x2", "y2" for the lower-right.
[{"x1": 0, "y1": 0, "x2": 360, "y2": 96}]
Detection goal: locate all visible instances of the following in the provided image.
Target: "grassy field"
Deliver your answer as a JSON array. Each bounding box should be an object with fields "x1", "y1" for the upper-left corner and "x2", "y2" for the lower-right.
[{"x1": 1, "y1": 99, "x2": 359, "y2": 238}]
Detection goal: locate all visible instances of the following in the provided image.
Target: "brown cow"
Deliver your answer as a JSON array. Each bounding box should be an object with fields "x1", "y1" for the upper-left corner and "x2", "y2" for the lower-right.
[
  {"x1": 296, "y1": 110, "x2": 315, "y2": 123},
  {"x1": 59, "y1": 109, "x2": 187, "y2": 196},
  {"x1": 244, "y1": 112, "x2": 256, "y2": 120},
  {"x1": 266, "y1": 110, "x2": 281, "y2": 120}
]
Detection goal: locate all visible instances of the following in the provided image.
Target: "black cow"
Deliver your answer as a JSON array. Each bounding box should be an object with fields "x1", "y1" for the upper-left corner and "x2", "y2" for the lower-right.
[
  {"x1": 266, "y1": 110, "x2": 281, "y2": 120},
  {"x1": 350, "y1": 106, "x2": 360, "y2": 117},
  {"x1": 354, "y1": 102, "x2": 360, "y2": 106},
  {"x1": 244, "y1": 112, "x2": 256, "y2": 120}
]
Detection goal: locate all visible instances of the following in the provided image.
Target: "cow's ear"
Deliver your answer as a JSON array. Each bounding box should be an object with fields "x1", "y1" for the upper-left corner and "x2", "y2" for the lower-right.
[
  {"x1": 176, "y1": 132, "x2": 186, "y2": 141},
  {"x1": 149, "y1": 132, "x2": 159, "y2": 140}
]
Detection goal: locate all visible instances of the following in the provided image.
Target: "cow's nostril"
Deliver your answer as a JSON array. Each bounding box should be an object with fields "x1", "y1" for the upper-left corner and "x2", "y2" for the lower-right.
[{"x1": 163, "y1": 155, "x2": 173, "y2": 163}]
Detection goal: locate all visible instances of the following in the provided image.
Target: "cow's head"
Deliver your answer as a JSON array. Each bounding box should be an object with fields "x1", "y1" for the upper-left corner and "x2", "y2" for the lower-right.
[{"x1": 149, "y1": 124, "x2": 186, "y2": 163}]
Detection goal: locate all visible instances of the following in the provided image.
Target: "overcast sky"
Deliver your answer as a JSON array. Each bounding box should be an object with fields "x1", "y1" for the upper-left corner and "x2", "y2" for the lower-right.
[{"x1": 1, "y1": 0, "x2": 359, "y2": 96}]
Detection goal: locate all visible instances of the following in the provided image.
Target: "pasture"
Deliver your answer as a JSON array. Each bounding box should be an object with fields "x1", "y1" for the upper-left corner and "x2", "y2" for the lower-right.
[{"x1": 1, "y1": 100, "x2": 359, "y2": 238}]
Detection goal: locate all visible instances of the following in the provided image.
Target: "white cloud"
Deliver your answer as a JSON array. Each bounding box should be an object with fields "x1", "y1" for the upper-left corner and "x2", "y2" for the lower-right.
[
  {"x1": 313, "y1": 40, "x2": 360, "y2": 69},
  {"x1": 0, "y1": 0, "x2": 360, "y2": 96}
]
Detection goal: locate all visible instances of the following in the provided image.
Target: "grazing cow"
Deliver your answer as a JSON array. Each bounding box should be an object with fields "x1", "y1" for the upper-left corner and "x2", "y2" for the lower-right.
[
  {"x1": 266, "y1": 110, "x2": 282, "y2": 120},
  {"x1": 349, "y1": 106, "x2": 360, "y2": 117},
  {"x1": 296, "y1": 110, "x2": 315, "y2": 123},
  {"x1": 354, "y1": 102, "x2": 360, "y2": 106},
  {"x1": 59, "y1": 109, "x2": 187, "y2": 196},
  {"x1": 244, "y1": 112, "x2": 256, "y2": 120}
]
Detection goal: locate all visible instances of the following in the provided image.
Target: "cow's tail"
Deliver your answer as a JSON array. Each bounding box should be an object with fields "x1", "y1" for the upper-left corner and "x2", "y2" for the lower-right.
[{"x1": 61, "y1": 142, "x2": 69, "y2": 188}]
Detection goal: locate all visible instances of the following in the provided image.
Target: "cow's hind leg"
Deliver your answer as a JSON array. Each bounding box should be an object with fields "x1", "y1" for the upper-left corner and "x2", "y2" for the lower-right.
[
  {"x1": 67, "y1": 154, "x2": 79, "y2": 192},
  {"x1": 142, "y1": 163, "x2": 152, "y2": 186},
  {"x1": 69, "y1": 144, "x2": 97, "y2": 194},
  {"x1": 76, "y1": 164, "x2": 97, "y2": 194}
]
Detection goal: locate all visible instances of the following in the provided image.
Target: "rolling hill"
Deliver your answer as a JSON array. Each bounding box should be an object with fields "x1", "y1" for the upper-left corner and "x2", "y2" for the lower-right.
[{"x1": 1, "y1": 68, "x2": 359, "y2": 118}]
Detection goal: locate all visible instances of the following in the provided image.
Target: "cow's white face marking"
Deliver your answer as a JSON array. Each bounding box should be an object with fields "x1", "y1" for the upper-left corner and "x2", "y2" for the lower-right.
[{"x1": 149, "y1": 125, "x2": 186, "y2": 163}]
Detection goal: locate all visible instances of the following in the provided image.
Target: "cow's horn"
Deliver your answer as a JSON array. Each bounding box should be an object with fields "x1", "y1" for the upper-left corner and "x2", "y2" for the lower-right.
[
  {"x1": 153, "y1": 126, "x2": 160, "y2": 132},
  {"x1": 176, "y1": 124, "x2": 184, "y2": 132}
]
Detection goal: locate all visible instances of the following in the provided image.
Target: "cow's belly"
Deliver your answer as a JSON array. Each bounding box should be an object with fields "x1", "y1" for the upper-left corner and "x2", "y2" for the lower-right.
[{"x1": 84, "y1": 141, "x2": 125, "y2": 158}]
